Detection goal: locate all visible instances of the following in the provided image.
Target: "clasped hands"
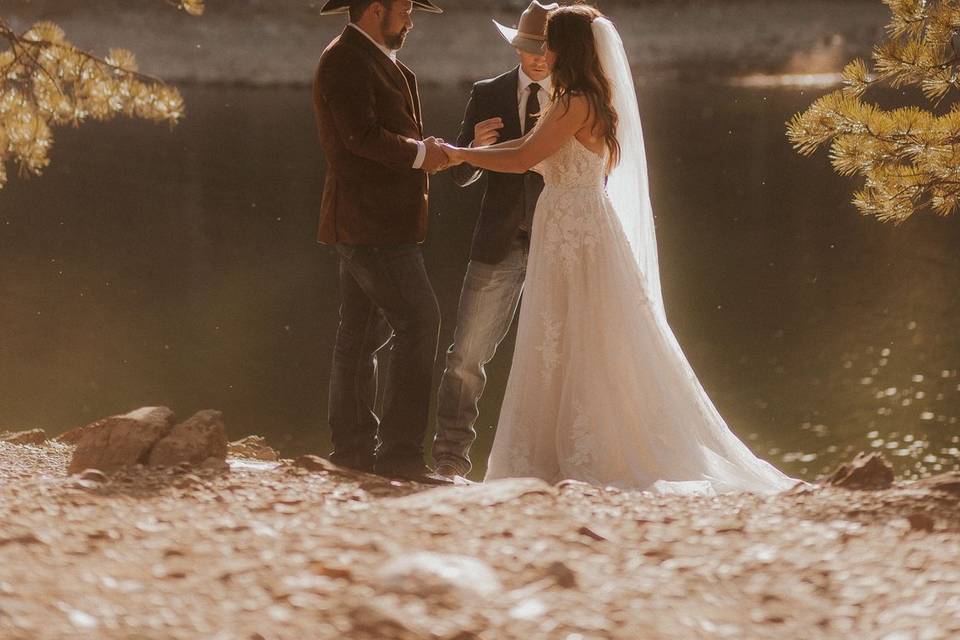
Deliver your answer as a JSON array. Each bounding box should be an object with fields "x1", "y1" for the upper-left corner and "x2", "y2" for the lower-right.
[
  {"x1": 422, "y1": 117, "x2": 504, "y2": 174},
  {"x1": 421, "y1": 136, "x2": 460, "y2": 175}
]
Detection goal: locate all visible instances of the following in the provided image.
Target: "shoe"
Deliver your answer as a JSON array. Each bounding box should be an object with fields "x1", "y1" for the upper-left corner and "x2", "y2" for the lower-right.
[
  {"x1": 377, "y1": 462, "x2": 455, "y2": 485},
  {"x1": 436, "y1": 463, "x2": 464, "y2": 478},
  {"x1": 329, "y1": 450, "x2": 376, "y2": 474}
]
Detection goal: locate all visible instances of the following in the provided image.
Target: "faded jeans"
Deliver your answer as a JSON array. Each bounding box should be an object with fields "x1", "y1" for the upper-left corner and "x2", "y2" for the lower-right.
[
  {"x1": 433, "y1": 236, "x2": 528, "y2": 474},
  {"x1": 328, "y1": 244, "x2": 441, "y2": 473}
]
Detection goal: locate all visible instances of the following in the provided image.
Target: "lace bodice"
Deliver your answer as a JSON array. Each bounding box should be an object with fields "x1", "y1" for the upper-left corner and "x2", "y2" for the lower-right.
[{"x1": 535, "y1": 136, "x2": 606, "y2": 190}]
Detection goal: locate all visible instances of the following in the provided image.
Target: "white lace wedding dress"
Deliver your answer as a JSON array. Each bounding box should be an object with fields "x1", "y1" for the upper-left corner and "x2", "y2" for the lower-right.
[
  {"x1": 484, "y1": 133, "x2": 796, "y2": 494},
  {"x1": 484, "y1": 19, "x2": 796, "y2": 494}
]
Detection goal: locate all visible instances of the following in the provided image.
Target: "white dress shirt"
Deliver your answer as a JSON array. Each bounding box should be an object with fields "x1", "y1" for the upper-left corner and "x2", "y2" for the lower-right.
[
  {"x1": 348, "y1": 23, "x2": 426, "y2": 169},
  {"x1": 518, "y1": 67, "x2": 553, "y2": 135}
]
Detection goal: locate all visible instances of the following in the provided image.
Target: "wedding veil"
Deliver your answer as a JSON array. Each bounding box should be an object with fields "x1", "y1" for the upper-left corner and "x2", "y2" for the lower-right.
[{"x1": 592, "y1": 17, "x2": 664, "y2": 316}]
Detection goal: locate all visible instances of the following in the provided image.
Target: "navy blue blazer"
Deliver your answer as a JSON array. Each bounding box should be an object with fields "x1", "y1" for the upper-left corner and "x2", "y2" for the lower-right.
[{"x1": 452, "y1": 67, "x2": 545, "y2": 265}]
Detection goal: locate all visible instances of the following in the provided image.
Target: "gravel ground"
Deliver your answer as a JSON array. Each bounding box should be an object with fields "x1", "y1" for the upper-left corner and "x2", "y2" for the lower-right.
[{"x1": 1, "y1": 441, "x2": 959, "y2": 640}]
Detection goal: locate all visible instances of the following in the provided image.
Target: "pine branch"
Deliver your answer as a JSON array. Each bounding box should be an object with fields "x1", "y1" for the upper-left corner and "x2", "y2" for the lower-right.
[
  {"x1": 790, "y1": 0, "x2": 960, "y2": 222},
  {"x1": 0, "y1": 1, "x2": 204, "y2": 189}
]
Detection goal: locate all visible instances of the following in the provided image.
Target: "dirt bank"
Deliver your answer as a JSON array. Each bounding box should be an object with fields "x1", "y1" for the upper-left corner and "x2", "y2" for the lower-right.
[{"x1": 1, "y1": 441, "x2": 958, "y2": 639}]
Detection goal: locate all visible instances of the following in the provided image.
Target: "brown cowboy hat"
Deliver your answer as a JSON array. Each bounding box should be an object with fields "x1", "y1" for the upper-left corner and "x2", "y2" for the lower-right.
[
  {"x1": 319, "y1": 0, "x2": 442, "y2": 15},
  {"x1": 493, "y1": 1, "x2": 559, "y2": 56}
]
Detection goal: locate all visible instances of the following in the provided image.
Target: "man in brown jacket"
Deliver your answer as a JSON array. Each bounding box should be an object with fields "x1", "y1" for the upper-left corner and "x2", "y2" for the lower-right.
[{"x1": 314, "y1": 0, "x2": 449, "y2": 483}]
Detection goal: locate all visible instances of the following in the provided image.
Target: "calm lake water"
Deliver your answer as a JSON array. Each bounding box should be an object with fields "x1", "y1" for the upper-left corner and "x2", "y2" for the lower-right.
[{"x1": 1, "y1": 82, "x2": 958, "y2": 482}]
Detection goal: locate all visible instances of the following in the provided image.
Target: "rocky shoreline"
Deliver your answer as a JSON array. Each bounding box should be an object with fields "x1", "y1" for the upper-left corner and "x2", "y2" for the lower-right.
[
  {"x1": 4, "y1": 0, "x2": 891, "y2": 85},
  {"x1": 1, "y1": 422, "x2": 959, "y2": 639}
]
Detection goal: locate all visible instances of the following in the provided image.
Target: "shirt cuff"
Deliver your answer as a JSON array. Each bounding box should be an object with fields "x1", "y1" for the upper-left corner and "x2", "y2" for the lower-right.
[{"x1": 411, "y1": 140, "x2": 426, "y2": 169}]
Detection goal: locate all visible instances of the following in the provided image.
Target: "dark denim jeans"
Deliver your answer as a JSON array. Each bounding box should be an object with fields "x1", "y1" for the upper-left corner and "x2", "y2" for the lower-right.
[
  {"x1": 433, "y1": 236, "x2": 528, "y2": 474},
  {"x1": 328, "y1": 244, "x2": 441, "y2": 473}
]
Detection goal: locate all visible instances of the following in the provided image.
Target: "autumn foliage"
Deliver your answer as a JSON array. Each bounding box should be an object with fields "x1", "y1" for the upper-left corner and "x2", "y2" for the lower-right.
[
  {"x1": 789, "y1": 0, "x2": 960, "y2": 223},
  {"x1": 0, "y1": 0, "x2": 204, "y2": 188}
]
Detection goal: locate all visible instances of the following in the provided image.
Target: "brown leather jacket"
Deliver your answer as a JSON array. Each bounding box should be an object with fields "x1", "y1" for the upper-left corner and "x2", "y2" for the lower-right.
[{"x1": 313, "y1": 26, "x2": 429, "y2": 246}]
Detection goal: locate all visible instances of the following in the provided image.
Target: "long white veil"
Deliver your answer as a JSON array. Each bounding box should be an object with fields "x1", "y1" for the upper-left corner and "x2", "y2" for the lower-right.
[{"x1": 592, "y1": 17, "x2": 664, "y2": 316}]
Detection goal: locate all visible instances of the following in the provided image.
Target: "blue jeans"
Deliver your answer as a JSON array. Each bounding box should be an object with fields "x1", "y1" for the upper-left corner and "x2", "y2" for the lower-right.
[
  {"x1": 433, "y1": 236, "x2": 528, "y2": 474},
  {"x1": 328, "y1": 244, "x2": 441, "y2": 473}
]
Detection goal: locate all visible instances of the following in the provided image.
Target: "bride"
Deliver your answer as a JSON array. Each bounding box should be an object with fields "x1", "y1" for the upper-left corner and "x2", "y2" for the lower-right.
[{"x1": 442, "y1": 4, "x2": 796, "y2": 494}]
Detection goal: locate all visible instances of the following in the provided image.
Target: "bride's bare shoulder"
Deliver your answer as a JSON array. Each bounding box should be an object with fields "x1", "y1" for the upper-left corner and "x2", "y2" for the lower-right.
[{"x1": 552, "y1": 93, "x2": 591, "y2": 122}]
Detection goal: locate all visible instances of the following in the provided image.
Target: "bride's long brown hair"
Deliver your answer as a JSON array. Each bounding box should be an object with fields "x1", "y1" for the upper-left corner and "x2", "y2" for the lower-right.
[{"x1": 546, "y1": 4, "x2": 621, "y2": 169}]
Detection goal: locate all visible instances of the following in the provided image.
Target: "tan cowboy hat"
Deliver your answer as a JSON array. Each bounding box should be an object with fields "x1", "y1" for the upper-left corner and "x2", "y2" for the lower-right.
[
  {"x1": 319, "y1": 0, "x2": 442, "y2": 16},
  {"x1": 493, "y1": 1, "x2": 559, "y2": 56}
]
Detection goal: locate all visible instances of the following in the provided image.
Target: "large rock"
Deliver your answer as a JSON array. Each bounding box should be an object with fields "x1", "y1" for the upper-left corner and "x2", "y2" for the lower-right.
[
  {"x1": 146, "y1": 410, "x2": 228, "y2": 468},
  {"x1": 56, "y1": 419, "x2": 109, "y2": 444},
  {"x1": 0, "y1": 429, "x2": 46, "y2": 445},
  {"x1": 68, "y1": 407, "x2": 176, "y2": 474},
  {"x1": 824, "y1": 451, "x2": 895, "y2": 490}
]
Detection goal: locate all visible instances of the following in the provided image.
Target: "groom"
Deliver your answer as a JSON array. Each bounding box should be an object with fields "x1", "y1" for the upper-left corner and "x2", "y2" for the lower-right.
[
  {"x1": 432, "y1": 1, "x2": 557, "y2": 478},
  {"x1": 313, "y1": 0, "x2": 451, "y2": 483}
]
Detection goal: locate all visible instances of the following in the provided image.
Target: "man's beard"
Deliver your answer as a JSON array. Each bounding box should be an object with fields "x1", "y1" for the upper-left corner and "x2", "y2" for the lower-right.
[{"x1": 382, "y1": 19, "x2": 408, "y2": 50}]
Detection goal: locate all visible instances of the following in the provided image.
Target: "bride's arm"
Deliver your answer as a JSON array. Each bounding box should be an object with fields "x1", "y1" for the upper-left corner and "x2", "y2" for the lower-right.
[
  {"x1": 484, "y1": 137, "x2": 526, "y2": 150},
  {"x1": 445, "y1": 96, "x2": 590, "y2": 174}
]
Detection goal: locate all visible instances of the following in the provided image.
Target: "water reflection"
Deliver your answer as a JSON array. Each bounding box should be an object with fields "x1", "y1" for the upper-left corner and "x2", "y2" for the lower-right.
[
  {"x1": 0, "y1": 83, "x2": 957, "y2": 481},
  {"x1": 729, "y1": 73, "x2": 843, "y2": 88}
]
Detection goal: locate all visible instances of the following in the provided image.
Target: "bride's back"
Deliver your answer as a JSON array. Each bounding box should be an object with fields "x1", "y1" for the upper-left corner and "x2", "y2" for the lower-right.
[
  {"x1": 537, "y1": 130, "x2": 606, "y2": 191},
  {"x1": 545, "y1": 5, "x2": 621, "y2": 169}
]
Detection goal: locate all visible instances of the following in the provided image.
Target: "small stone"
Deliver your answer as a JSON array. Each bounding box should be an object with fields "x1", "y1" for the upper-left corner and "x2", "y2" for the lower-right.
[
  {"x1": 77, "y1": 469, "x2": 109, "y2": 483},
  {"x1": 0, "y1": 531, "x2": 42, "y2": 547},
  {"x1": 176, "y1": 473, "x2": 205, "y2": 487},
  {"x1": 228, "y1": 435, "x2": 280, "y2": 461},
  {"x1": 509, "y1": 597, "x2": 548, "y2": 621},
  {"x1": 309, "y1": 562, "x2": 353, "y2": 581},
  {"x1": 907, "y1": 513, "x2": 935, "y2": 532},
  {"x1": 67, "y1": 609, "x2": 98, "y2": 630},
  {"x1": 545, "y1": 560, "x2": 578, "y2": 588},
  {"x1": 70, "y1": 478, "x2": 101, "y2": 491},
  {"x1": 577, "y1": 525, "x2": 609, "y2": 542},
  {"x1": 823, "y1": 452, "x2": 894, "y2": 490},
  {"x1": 351, "y1": 599, "x2": 429, "y2": 636}
]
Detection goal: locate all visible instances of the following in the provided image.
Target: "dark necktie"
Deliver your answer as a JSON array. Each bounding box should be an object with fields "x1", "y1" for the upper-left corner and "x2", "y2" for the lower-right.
[
  {"x1": 519, "y1": 82, "x2": 542, "y2": 236},
  {"x1": 524, "y1": 82, "x2": 541, "y2": 135}
]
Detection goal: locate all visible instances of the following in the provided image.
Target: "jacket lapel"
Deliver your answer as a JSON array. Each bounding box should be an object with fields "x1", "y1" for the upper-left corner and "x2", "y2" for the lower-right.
[
  {"x1": 396, "y1": 61, "x2": 423, "y2": 135},
  {"x1": 497, "y1": 67, "x2": 523, "y2": 140}
]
